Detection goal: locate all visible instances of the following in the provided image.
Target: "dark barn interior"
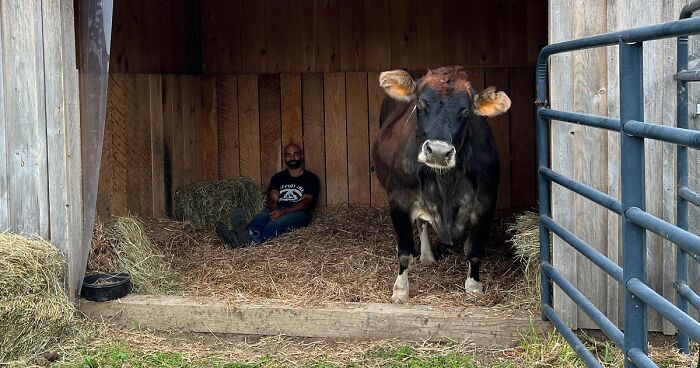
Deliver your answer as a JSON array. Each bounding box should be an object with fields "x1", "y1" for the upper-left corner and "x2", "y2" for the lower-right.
[{"x1": 94, "y1": 0, "x2": 548, "y2": 221}]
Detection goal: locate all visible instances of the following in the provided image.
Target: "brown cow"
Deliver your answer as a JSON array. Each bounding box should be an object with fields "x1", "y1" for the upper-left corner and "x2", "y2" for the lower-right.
[{"x1": 373, "y1": 66, "x2": 510, "y2": 302}]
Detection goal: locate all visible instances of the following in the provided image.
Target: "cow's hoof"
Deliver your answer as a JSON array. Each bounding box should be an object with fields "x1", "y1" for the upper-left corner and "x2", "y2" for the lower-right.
[
  {"x1": 391, "y1": 290, "x2": 409, "y2": 303},
  {"x1": 464, "y1": 278, "x2": 483, "y2": 294},
  {"x1": 419, "y1": 253, "x2": 436, "y2": 265}
]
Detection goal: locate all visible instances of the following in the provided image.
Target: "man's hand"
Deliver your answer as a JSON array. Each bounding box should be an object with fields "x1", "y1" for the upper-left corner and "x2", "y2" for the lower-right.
[{"x1": 270, "y1": 209, "x2": 288, "y2": 220}]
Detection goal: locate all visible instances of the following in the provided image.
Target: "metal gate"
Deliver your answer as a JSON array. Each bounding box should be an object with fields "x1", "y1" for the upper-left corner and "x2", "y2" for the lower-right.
[{"x1": 537, "y1": 3, "x2": 700, "y2": 367}]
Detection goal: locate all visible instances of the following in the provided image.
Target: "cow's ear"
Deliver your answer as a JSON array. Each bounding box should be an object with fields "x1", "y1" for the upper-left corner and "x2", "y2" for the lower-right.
[
  {"x1": 473, "y1": 87, "x2": 511, "y2": 117},
  {"x1": 379, "y1": 70, "x2": 416, "y2": 102}
]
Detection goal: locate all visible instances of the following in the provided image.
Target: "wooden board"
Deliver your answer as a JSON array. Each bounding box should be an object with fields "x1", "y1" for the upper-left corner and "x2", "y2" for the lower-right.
[
  {"x1": 162, "y1": 75, "x2": 178, "y2": 216},
  {"x1": 367, "y1": 72, "x2": 388, "y2": 207},
  {"x1": 0, "y1": 1, "x2": 6, "y2": 230},
  {"x1": 484, "y1": 70, "x2": 511, "y2": 212},
  {"x1": 135, "y1": 75, "x2": 154, "y2": 216},
  {"x1": 237, "y1": 74, "x2": 262, "y2": 185},
  {"x1": 259, "y1": 74, "x2": 282, "y2": 189},
  {"x1": 418, "y1": 0, "x2": 444, "y2": 69},
  {"x1": 390, "y1": 0, "x2": 418, "y2": 69},
  {"x1": 181, "y1": 75, "x2": 199, "y2": 186},
  {"x1": 201, "y1": 0, "x2": 241, "y2": 73},
  {"x1": 281, "y1": 74, "x2": 303, "y2": 147},
  {"x1": 3, "y1": 1, "x2": 49, "y2": 237},
  {"x1": 107, "y1": 75, "x2": 132, "y2": 218},
  {"x1": 364, "y1": 0, "x2": 391, "y2": 72},
  {"x1": 508, "y1": 68, "x2": 536, "y2": 211},
  {"x1": 200, "y1": 76, "x2": 219, "y2": 181},
  {"x1": 80, "y1": 295, "x2": 548, "y2": 346},
  {"x1": 302, "y1": 73, "x2": 327, "y2": 206},
  {"x1": 171, "y1": 76, "x2": 185, "y2": 195},
  {"x1": 467, "y1": 1, "x2": 497, "y2": 65},
  {"x1": 323, "y1": 73, "x2": 348, "y2": 205},
  {"x1": 346, "y1": 72, "x2": 370, "y2": 205},
  {"x1": 498, "y1": 0, "x2": 527, "y2": 65},
  {"x1": 339, "y1": 0, "x2": 365, "y2": 72},
  {"x1": 442, "y1": 0, "x2": 469, "y2": 66},
  {"x1": 549, "y1": 0, "x2": 577, "y2": 329},
  {"x1": 316, "y1": 0, "x2": 341, "y2": 72},
  {"x1": 239, "y1": 0, "x2": 266, "y2": 73},
  {"x1": 149, "y1": 75, "x2": 165, "y2": 217},
  {"x1": 527, "y1": 0, "x2": 548, "y2": 64},
  {"x1": 289, "y1": 0, "x2": 316, "y2": 73},
  {"x1": 571, "y1": 0, "x2": 608, "y2": 330},
  {"x1": 263, "y1": 0, "x2": 291, "y2": 73},
  {"x1": 216, "y1": 75, "x2": 240, "y2": 179}
]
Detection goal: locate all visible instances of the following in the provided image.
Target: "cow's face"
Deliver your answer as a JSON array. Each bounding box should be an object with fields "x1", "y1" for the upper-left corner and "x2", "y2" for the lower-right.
[{"x1": 379, "y1": 66, "x2": 511, "y2": 172}]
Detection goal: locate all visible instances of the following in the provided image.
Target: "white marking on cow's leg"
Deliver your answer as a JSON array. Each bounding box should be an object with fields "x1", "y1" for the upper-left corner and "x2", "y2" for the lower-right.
[
  {"x1": 418, "y1": 222, "x2": 435, "y2": 265},
  {"x1": 391, "y1": 255, "x2": 413, "y2": 303},
  {"x1": 464, "y1": 261, "x2": 483, "y2": 294}
]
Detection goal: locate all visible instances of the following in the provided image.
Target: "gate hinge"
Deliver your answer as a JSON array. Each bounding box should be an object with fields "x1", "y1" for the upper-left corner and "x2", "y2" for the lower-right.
[{"x1": 534, "y1": 99, "x2": 549, "y2": 108}]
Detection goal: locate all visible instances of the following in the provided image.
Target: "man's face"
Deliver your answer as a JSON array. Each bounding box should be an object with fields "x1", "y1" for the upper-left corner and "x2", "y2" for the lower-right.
[{"x1": 284, "y1": 146, "x2": 303, "y2": 169}]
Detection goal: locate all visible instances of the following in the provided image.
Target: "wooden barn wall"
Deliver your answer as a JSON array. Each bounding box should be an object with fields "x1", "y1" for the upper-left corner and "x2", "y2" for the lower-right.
[
  {"x1": 97, "y1": 68, "x2": 536, "y2": 219},
  {"x1": 0, "y1": 0, "x2": 82, "y2": 298},
  {"x1": 549, "y1": 0, "x2": 699, "y2": 333},
  {"x1": 108, "y1": 0, "x2": 548, "y2": 74}
]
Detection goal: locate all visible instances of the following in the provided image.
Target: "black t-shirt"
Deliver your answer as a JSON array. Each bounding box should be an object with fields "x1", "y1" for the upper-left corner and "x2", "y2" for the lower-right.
[{"x1": 268, "y1": 170, "x2": 321, "y2": 210}]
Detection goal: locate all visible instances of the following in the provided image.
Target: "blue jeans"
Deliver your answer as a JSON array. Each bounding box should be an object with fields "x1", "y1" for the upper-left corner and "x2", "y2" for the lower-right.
[{"x1": 247, "y1": 208, "x2": 312, "y2": 244}]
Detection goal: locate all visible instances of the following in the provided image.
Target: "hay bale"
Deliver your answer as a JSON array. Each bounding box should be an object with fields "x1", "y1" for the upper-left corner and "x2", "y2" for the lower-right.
[
  {"x1": 108, "y1": 217, "x2": 181, "y2": 294},
  {"x1": 174, "y1": 177, "x2": 265, "y2": 230},
  {"x1": 0, "y1": 234, "x2": 75, "y2": 361}
]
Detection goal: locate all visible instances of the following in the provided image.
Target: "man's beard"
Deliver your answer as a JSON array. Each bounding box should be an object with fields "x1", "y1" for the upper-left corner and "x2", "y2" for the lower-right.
[{"x1": 286, "y1": 160, "x2": 302, "y2": 169}]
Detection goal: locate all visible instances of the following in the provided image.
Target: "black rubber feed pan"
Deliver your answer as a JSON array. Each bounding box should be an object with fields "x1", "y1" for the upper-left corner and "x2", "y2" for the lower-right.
[{"x1": 81, "y1": 272, "x2": 131, "y2": 302}]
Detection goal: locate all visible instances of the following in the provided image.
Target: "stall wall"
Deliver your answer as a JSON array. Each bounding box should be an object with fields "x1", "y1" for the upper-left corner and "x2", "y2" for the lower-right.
[{"x1": 98, "y1": 67, "x2": 535, "y2": 219}]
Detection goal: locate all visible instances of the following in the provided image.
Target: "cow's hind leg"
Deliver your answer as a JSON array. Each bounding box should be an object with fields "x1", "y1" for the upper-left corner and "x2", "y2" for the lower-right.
[
  {"x1": 390, "y1": 206, "x2": 417, "y2": 303},
  {"x1": 463, "y1": 207, "x2": 494, "y2": 294},
  {"x1": 418, "y1": 221, "x2": 436, "y2": 264}
]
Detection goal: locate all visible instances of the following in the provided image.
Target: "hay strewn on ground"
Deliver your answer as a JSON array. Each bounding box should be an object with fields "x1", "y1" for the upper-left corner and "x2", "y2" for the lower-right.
[
  {"x1": 129, "y1": 205, "x2": 530, "y2": 310},
  {"x1": 88, "y1": 217, "x2": 180, "y2": 294},
  {"x1": 0, "y1": 234, "x2": 75, "y2": 362},
  {"x1": 174, "y1": 177, "x2": 265, "y2": 230}
]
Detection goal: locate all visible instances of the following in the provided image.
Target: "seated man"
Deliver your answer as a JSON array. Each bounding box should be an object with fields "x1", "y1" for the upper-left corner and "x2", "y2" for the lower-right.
[{"x1": 216, "y1": 143, "x2": 320, "y2": 247}]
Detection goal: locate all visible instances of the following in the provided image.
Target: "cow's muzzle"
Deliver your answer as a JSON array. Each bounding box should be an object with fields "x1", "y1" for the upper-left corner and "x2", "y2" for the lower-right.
[{"x1": 418, "y1": 140, "x2": 456, "y2": 171}]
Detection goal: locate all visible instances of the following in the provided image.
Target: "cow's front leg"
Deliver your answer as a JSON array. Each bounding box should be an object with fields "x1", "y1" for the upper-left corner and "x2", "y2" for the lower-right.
[
  {"x1": 463, "y1": 209, "x2": 494, "y2": 294},
  {"x1": 418, "y1": 221, "x2": 436, "y2": 264},
  {"x1": 390, "y1": 206, "x2": 417, "y2": 303}
]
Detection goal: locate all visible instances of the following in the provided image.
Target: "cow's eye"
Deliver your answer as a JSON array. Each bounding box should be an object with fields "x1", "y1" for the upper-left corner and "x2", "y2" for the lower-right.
[
  {"x1": 416, "y1": 99, "x2": 427, "y2": 111},
  {"x1": 460, "y1": 108, "x2": 470, "y2": 118}
]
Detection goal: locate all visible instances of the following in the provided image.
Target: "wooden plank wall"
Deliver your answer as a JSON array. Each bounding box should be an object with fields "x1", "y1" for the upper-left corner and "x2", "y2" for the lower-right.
[
  {"x1": 0, "y1": 0, "x2": 82, "y2": 297},
  {"x1": 549, "y1": 0, "x2": 698, "y2": 333},
  {"x1": 98, "y1": 67, "x2": 536, "y2": 219},
  {"x1": 108, "y1": 0, "x2": 548, "y2": 75}
]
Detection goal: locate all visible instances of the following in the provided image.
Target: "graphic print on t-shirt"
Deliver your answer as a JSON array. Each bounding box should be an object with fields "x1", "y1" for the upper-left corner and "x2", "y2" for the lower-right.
[{"x1": 279, "y1": 184, "x2": 304, "y2": 203}]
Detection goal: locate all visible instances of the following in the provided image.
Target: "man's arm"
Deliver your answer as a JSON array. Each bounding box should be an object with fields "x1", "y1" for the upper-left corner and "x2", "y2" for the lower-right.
[
  {"x1": 267, "y1": 190, "x2": 280, "y2": 211},
  {"x1": 270, "y1": 194, "x2": 315, "y2": 219}
]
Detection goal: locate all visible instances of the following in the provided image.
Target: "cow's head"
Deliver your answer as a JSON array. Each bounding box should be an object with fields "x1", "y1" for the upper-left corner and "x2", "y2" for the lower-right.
[{"x1": 379, "y1": 66, "x2": 510, "y2": 172}]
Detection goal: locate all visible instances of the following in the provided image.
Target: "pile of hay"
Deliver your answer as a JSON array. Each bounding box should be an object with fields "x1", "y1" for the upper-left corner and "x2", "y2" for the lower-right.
[
  {"x1": 174, "y1": 177, "x2": 265, "y2": 230},
  {"x1": 88, "y1": 217, "x2": 180, "y2": 294},
  {"x1": 508, "y1": 211, "x2": 541, "y2": 305},
  {"x1": 141, "y1": 205, "x2": 527, "y2": 310},
  {"x1": 0, "y1": 234, "x2": 75, "y2": 361}
]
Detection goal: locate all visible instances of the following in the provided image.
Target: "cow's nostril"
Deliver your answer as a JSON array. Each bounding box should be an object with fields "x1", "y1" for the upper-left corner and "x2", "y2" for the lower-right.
[
  {"x1": 446, "y1": 149, "x2": 455, "y2": 161},
  {"x1": 425, "y1": 144, "x2": 433, "y2": 155}
]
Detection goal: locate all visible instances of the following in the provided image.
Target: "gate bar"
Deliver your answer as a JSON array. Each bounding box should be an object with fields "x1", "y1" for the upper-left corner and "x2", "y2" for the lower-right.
[
  {"x1": 539, "y1": 167, "x2": 623, "y2": 214},
  {"x1": 542, "y1": 262, "x2": 624, "y2": 347},
  {"x1": 627, "y1": 278, "x2": 700, "y2": 343},
  {"x1": 675, "y1": 282, "x2": 700, "y2": 311},
  {"x1": 542, "y1": 305, "x2": 602, "y2": 368},
  {"x1": 541, "y1": 216, "x2": 623, "y2": 282},
  {"x1": 625, "y1": 207, "x2": 700, "y2": 257},
  {"x1": 627, "y1": 348, "x2": 658, "y2": 368},
  {"x1": 623, "y1": 120, "x2": 700, "y2": 149},
  {"x1": 538, "y1": 108, "x2": 621, "y2": 131},
  {"x1": 619, "y1": 40, "x2": 647, "y2": 368},
  {"x1": 674, "y1": 70, "x2": 700, "y2": 81},
  {"x1": 679, "y1": 186, "x2": 700, "y2": 207}
]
